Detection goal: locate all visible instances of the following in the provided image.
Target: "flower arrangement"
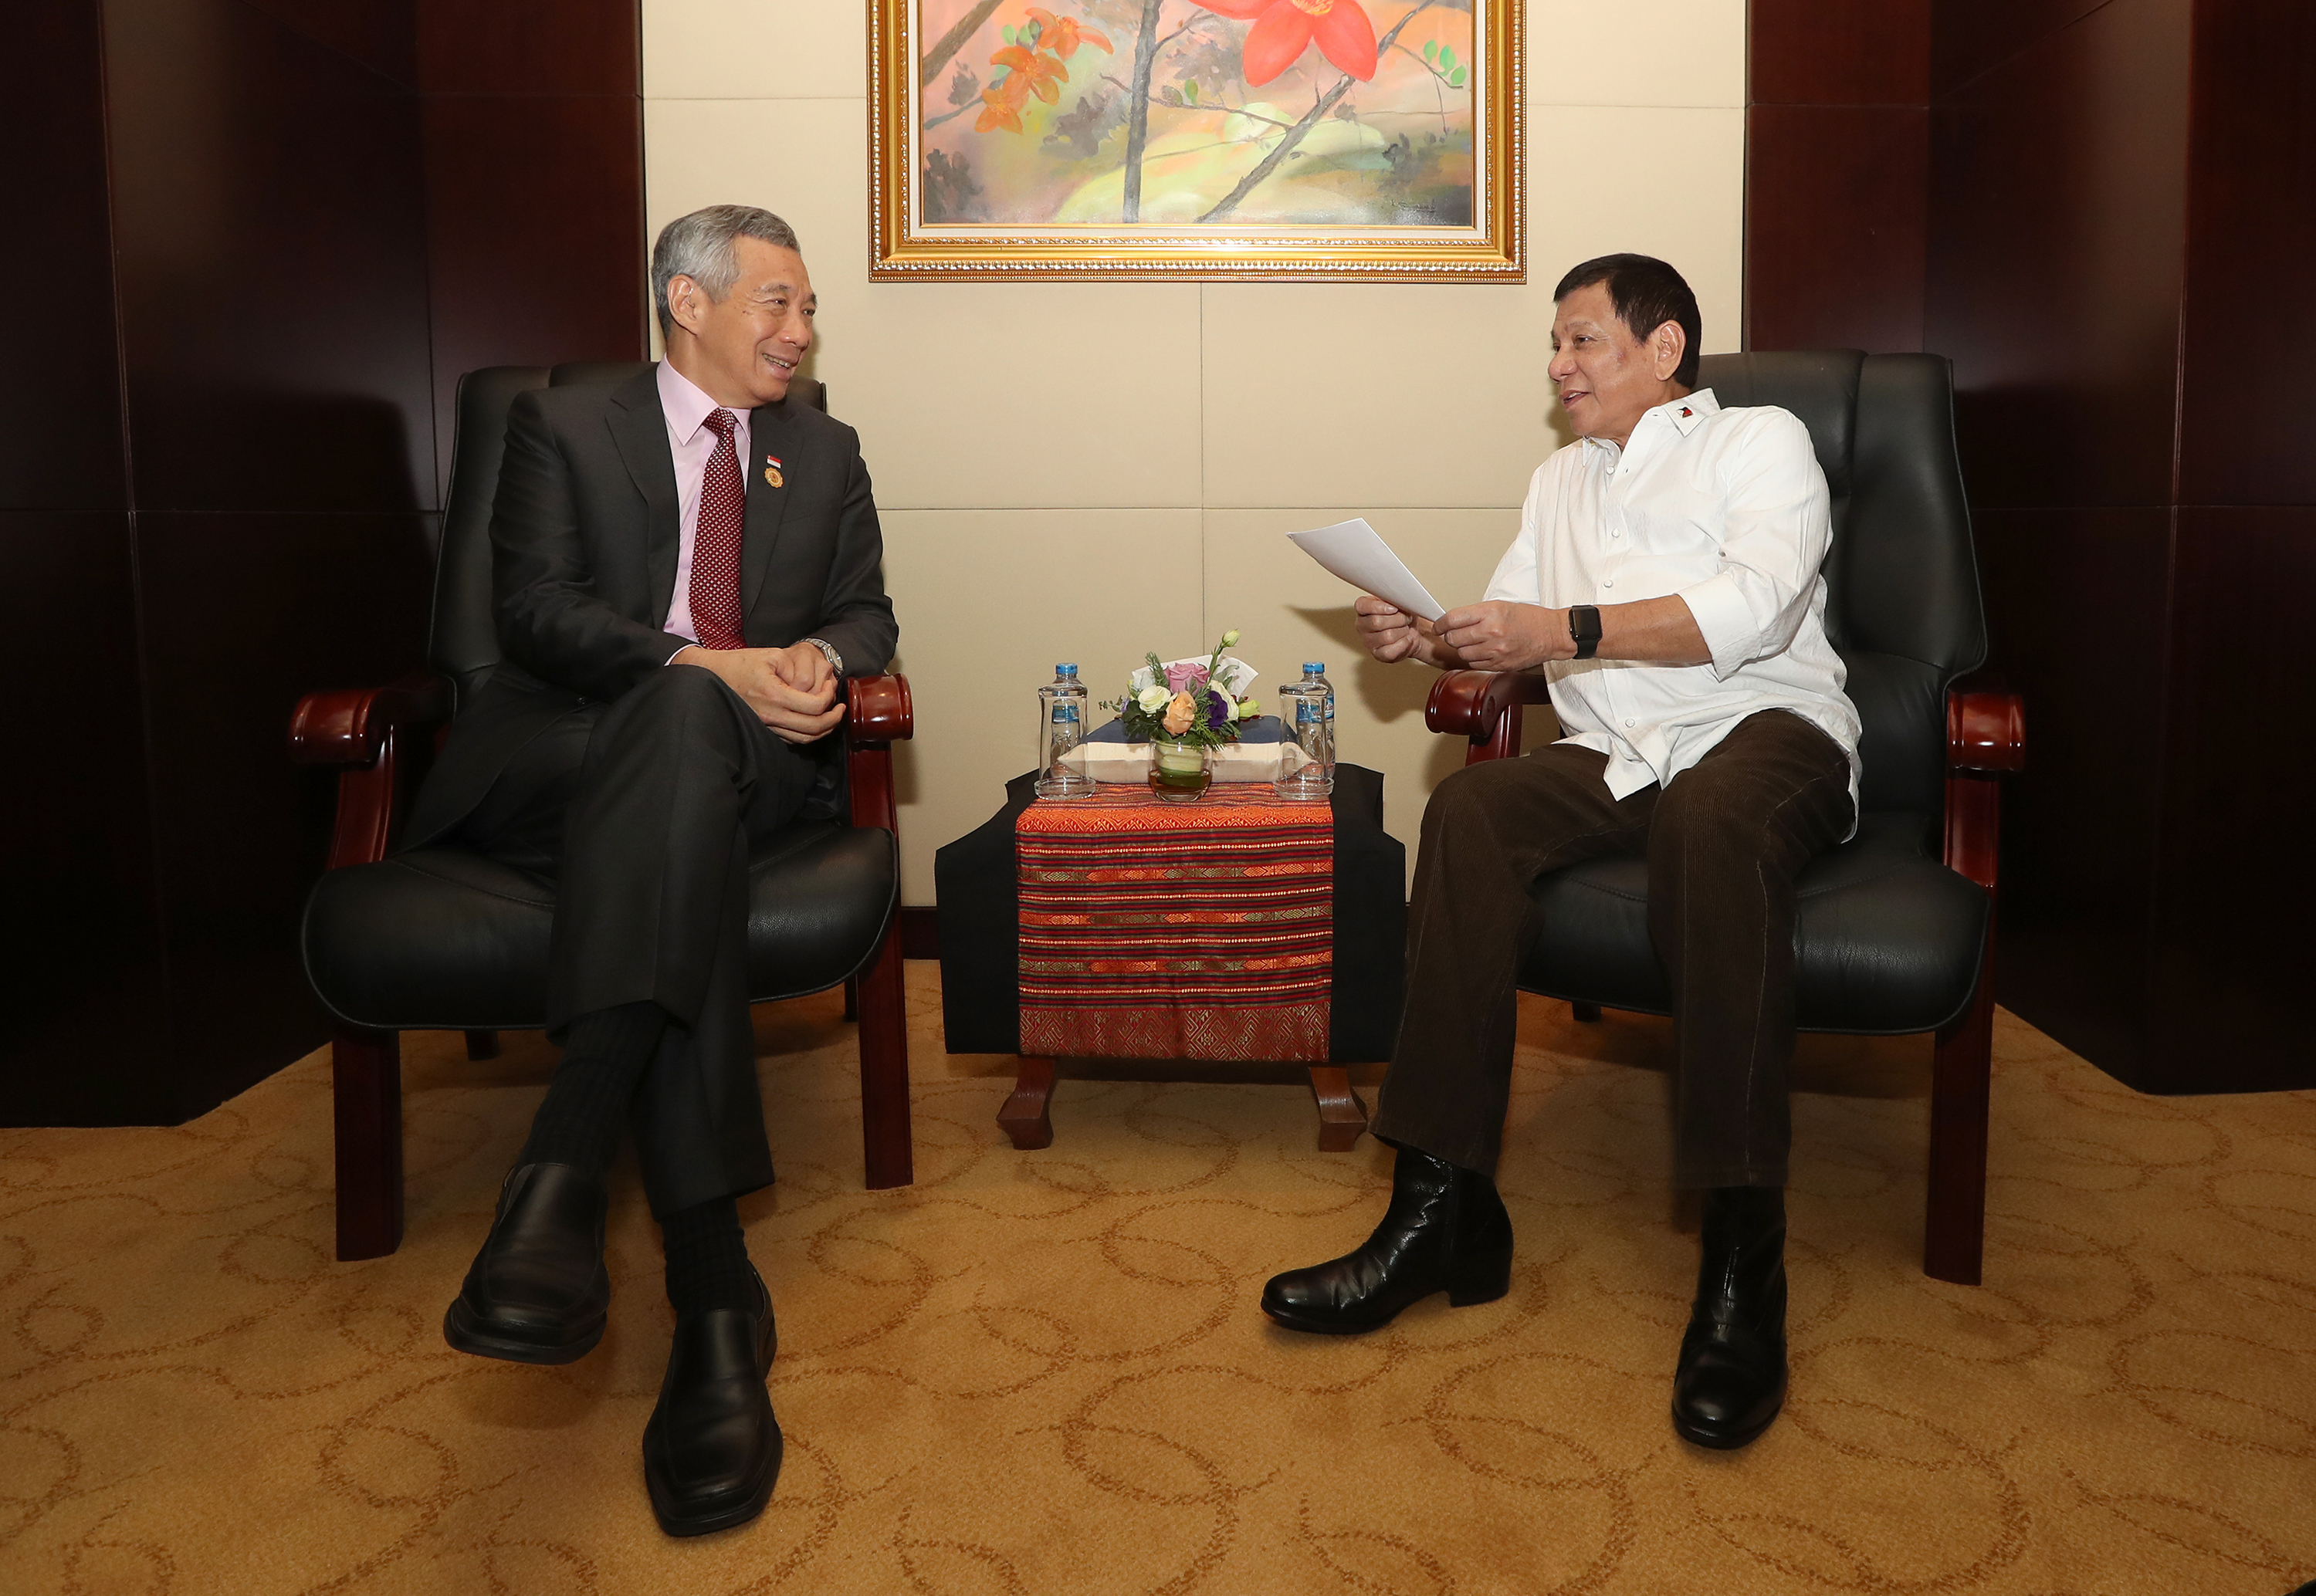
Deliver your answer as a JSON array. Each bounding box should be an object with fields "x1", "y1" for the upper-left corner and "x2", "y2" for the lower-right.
[{"x1": 1101, "y1": 630, "x2": 1262, "y2": 749}]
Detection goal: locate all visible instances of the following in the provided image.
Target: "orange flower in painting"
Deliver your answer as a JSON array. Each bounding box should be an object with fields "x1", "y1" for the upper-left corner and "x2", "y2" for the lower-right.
[
  {"x1": 990, "y1": 42, "x2": 1070, "y2": 103},
  {"x1": 975, "y1": 75, "x2": 1031, "y2": 132},
  {"x1": 1024, "y1": 8, "x2": 1112, "y2": 59},
  {"x1": 1197, "y1": 0, "x2": 1377, "y2": 87}
]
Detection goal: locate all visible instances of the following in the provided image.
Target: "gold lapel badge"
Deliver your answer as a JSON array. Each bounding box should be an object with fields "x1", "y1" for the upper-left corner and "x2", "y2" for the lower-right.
[{"x1": 764, "y1": 454, "x2": 784, "y2": 489}]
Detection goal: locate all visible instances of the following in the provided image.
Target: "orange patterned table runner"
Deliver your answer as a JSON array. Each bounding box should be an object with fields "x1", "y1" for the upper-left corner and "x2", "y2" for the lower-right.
[{"x1": 1016, "y1": 784, "x2": 1333, "y2": 1060}]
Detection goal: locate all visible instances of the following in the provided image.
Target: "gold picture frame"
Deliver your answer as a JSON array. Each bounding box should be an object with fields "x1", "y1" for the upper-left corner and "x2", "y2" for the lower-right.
[{"x1": 870, "y1": 0, "x2": 1524, "y2": 281}]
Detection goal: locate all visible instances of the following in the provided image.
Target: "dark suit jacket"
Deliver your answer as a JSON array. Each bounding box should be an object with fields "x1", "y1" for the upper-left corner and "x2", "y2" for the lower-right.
[{"x1": 405, "y1": 366, "x2": 898, "y2": 848}]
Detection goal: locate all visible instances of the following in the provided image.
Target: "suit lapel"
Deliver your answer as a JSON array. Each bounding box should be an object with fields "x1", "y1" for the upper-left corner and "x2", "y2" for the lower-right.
[
  {"x1": 606, "y1": 367, "x2": 682, "y2": 624},
  {"x1": 742, "y1": 400, "x2": 796, "y2": 620}
]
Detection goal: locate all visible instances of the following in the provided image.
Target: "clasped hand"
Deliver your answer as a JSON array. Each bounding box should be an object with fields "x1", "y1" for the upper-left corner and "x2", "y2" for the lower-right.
[
  {"x1": 1353, "y1": 595, "x2": 1569, "y2": 672},
  {"x1": 673, "y1": 641, "x2": 845, "y2": 742}
]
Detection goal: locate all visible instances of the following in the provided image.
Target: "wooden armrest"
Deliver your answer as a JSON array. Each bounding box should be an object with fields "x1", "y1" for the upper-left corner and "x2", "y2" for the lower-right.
[
  {"x1": 1946, "y1": 677, "x2": 2025, "y2": 775},
  {"x1": 290, "y1": 674, "x2": 454, "y2": 766},
  {"x1": 845, "y1": 673, "x2": 913, "y2": 742},
  {"x1": 1426, "y1": 669, "x2": 1554, "y2": 765}
]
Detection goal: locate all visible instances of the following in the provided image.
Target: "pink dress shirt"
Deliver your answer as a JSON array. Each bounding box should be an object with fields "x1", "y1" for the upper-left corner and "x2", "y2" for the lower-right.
[{"x1": 656, "y1": 358, "x2": 752, "y2": 651}]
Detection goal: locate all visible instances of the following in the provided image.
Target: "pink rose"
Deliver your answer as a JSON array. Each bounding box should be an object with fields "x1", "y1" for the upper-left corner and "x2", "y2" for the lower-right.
[{"x1": 1164, "y1": 663, "x2": 1209, "y2": 695}]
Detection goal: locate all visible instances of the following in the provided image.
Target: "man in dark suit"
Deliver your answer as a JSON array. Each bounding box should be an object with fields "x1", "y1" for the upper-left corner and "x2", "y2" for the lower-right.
[{"x1": 400, "y1": 205, "x2": 895, "y2": 1537}]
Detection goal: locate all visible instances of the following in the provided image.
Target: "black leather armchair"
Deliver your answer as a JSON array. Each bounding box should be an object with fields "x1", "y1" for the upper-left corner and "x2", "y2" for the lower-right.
[
  {"x1": 291, "y1": 364, "x2": 914, "y2": 1262},
  {"x1": 1427, "y1": 351, "x2": 2023, "y2": 1285}
]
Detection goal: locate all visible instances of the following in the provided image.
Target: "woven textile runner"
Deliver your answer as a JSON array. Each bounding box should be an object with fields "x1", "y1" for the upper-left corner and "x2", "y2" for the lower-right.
[{"x1": 1017, "y1": 784, "x2": 1332, "y2": 1061}]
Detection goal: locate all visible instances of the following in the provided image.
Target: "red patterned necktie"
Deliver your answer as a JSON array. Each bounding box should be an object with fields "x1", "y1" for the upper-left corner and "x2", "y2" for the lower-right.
[{"x1": 689, "y1": 408, "x2": 746, "y2": 650}]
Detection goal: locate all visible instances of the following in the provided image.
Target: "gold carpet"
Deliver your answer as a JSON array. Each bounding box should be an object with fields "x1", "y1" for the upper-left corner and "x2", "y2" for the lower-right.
[{"x1": 3, "y1": 965, "x2": 2313, "y2": 1594}]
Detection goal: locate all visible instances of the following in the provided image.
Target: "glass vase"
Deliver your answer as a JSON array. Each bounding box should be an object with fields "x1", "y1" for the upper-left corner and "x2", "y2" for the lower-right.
[{"x1": 1147, "y1": 738, "x2": 1212, "y2": 802}]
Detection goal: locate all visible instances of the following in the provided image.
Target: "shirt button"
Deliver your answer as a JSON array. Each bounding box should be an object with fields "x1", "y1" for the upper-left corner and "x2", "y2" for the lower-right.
[
  {"x1": 1603, "y1": 578, "x2": 1614, "y2": 588},
  {"x1": 1624, "y1": 718, "x2": 1636, "y2": 729}
]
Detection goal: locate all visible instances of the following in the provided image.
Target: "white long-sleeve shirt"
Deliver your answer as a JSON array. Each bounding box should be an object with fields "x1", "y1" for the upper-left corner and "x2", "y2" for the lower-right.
[{"x1": 1483, "y1": 387, "x2": 1862, "y2": 827}]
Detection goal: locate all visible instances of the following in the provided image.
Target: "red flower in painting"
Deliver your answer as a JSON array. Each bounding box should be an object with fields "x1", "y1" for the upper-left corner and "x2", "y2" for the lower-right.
[{"x1": 1197, "y1": 0, "x2": 1377, "y2": 87}]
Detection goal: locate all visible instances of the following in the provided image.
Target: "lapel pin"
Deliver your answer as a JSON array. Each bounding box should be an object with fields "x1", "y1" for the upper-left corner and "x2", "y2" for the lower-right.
[{"x1": 764, "y1": 454, "x2": 784, "y2": 489}]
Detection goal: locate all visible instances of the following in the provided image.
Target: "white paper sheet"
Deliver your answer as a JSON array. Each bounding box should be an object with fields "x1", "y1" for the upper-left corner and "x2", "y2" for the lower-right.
[{"x1": 1286, "y1": 518, "x2": 1447, "y2": 620}]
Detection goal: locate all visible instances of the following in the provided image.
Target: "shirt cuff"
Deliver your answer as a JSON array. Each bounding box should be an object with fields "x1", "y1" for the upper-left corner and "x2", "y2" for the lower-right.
[
  {"x1": 664, "y1": 640, "x2": 697, "y2": 666},
  {"x1": 1675, "y1": 572, "x2": 1760, "y2": 680}
]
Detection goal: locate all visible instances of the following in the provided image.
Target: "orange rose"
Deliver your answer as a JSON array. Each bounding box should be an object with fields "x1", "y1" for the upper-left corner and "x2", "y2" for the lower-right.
[{"x1": 1162, "y1": 691, "x2": 1197, "y2": 736}]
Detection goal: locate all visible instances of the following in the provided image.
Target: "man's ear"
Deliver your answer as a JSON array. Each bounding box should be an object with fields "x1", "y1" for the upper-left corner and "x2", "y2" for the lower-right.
[
  {"x1": 666, "y1": 276, "x2": 706, "y2": 339},
  {"x1": 1651, "y1": 319, "x2": 1687, "y2": 382}
]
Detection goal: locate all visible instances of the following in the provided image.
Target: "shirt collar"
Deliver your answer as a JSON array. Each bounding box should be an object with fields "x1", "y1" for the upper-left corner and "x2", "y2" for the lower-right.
[
  {"x1": 1580, "y1": 387, "x2": 1722, "y2": 462},
  {"x1": 655, "y1": 358, "x2": 743, "y2": 447}
]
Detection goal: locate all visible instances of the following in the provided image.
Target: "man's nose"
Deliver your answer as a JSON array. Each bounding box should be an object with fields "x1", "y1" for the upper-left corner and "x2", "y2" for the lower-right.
[{"x1": 1546, "y1": 349, "x2": 1573, "y2": 380}]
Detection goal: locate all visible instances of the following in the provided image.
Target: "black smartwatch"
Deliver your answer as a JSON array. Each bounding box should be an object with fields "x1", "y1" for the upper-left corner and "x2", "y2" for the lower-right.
[{"x1": 1567, "y1": 604, "x2": 1602, "y2": 661}]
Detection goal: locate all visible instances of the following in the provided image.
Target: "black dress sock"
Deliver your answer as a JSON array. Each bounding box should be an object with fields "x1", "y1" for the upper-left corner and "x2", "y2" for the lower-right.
[
  {"x1": 662, "y1": 1196, "x2": 758, "y2": 1317},
  {"x1": 517, "y1": 1000, "x2": 667, "y2": 1177}
]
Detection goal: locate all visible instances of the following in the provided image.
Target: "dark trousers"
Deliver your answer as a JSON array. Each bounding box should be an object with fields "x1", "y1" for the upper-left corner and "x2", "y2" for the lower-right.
[
  {"x1": 457, "y1": 666, "x2": 820, "y2": 1217},
  {"x1": 1370, "y1": 709, "x2": 1855, "y2": 1189}
]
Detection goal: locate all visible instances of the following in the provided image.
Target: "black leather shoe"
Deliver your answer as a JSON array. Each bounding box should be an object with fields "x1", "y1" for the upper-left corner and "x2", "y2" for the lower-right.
[
  {"x1": 1260, "y1": 1148, "x2": 1514, "y2": 1334},
  {"x1": 442, "y1": 1162, "x2": 611, "y2": 1365},
  {"x1": 644, "y1": 1268, "x2": 782, "y2": 1537},
  {"x1": 1671, "y1": 1185, "x2": 1789, "y2": 1449}
]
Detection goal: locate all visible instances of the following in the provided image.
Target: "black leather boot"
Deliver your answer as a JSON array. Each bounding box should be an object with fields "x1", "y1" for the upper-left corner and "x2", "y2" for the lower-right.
[
  {"x1": 1260, "y1": 1148, "x2": 1514, "y2": 1334},
  {"x1": 442, "y1": 1162, "x2": 611, "y2": 1364},
  {"x1": 1671, "y1": 1185, "x2": 1788, "y2": 1449},
  {"x1": 643, "y1": 1266, "x2": 782, "y2": 1537}
]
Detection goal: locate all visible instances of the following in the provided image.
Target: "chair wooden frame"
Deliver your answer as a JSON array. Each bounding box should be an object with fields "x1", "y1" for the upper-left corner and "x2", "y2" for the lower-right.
[
  {"x1": 1424, "y1": 669, "x2": 2025, "y2": 1285},
  {"x1": 289, "y1": 673, "x2": 916, "y2": 1261}
]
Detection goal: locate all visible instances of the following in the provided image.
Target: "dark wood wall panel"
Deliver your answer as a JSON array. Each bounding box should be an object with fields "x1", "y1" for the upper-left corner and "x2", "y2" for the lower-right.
[
  {"x1": 420, "y1": 94, "x2": 646, "y2": 504},
  {"x1": 239, "y1": 0, "x2": 417, "y2": 84},
  {"x1": 137, "y1": 510, "x2": 435, "y2": 1115},
  {"x1": 2176, "y1": 0, "x2": 2316, "y2": 508},
  {"x1": 1752, "y1": 0, "x2": 1931, "y2": 103},
  {"x1": 416, "y1": 0, "x2": 638, "y2": 93},
  {"x1": 1925, "y1": 0, "x2": 2192, "y2": 510},
  {"x1": 1, "y1": 0, "x2": 127, "y2": 512},
  {"x1": 0, "y1": 512, "x2": 173, "y2": 1124},
  {"x1": 1930, "y1": 0, "x2": 2116, "y2": 95},
  {"x1": 1745, "y1": 107, "x2": 1928, "y2": 353},
  {"x1": 102, "y1": 0, "x2": 434, "y2": 514},
  {"x1": 2146, "y1": 506, "x2": 2316, "y2": 1089}
]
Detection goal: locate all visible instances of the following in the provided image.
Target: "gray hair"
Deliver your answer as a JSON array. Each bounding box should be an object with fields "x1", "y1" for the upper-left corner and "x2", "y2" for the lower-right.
[{"x1": 651, "y1": 205, "x2": 802, "y2": 335}]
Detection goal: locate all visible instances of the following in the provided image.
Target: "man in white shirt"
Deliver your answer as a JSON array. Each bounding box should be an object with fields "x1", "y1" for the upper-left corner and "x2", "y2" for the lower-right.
[
  {"x1": 401, "y1": 206, "x2": 896, "y2": 1533},
  {"x1": 1261, "y1": 255, "x2": 1859, "y2": 1452}
]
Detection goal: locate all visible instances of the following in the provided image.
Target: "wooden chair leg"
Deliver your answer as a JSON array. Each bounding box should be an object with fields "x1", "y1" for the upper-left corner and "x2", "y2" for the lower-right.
[
  {"x1": 998, "y1": 1056, "x2": 1058, "y2": 1150},
  {"x1": 1571, "y1": 1002, "x2": 1602, "y2": 1023},
  {"x1": 1925, "y1": 956, "x2": 1996, "y2": 1285},
  {"x1": 463, "y1": 1030, "x2": 499, "y2": 1060},
  {"x1": 1307, "y1": 1065, "x2": 1369, "y2": 1151},
  {"x1": 842, "y1": 976, "x2": 859, "y2": 1022},
  {"x1": 855, "y1": 919, "x2": 914, "y2": 1189},
  {"x1": 331, "y1": 1024, "x2": 405, "y2": 1261}
]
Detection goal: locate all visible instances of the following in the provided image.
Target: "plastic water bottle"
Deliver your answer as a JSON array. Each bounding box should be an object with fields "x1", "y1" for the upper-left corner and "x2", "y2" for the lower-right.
[
  {"x1": 1035, "y1": 664, "x2": 1095, "y2": 800},
  {"x1": 1275, "y1": 661, "x2": 1335, "y2": 801}
]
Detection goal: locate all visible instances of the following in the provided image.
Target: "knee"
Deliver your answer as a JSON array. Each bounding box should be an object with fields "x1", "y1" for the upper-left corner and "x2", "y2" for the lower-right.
[{"x1": 601, "y1": 661, "x2": 747, "y2": 748}]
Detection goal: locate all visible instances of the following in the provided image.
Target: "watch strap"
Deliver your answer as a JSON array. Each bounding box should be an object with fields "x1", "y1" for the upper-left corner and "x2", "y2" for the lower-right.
[{"x1": 1568, "y1": 604, "x2": 1602, "y2": 661}]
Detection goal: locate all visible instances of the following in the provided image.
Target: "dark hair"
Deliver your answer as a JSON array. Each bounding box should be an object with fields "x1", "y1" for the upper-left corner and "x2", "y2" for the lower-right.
[{"x1": 1552, "y1": 253, "x2": 1701, "y2": 387}]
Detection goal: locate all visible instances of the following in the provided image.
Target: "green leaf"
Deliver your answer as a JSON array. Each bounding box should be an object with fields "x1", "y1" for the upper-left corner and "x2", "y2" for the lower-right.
[
  {"x1": 990, "y1": 63, "x2": 1009, "y2": 82},
  {"x1": 1001, "y1": 24, "x2": 1016, "y2": 43},
  {"x1": 1182, "y1": 79, "x2": 1197, "y2": 104},
  {"x1": 1439, "y1": 45, "x2": 1455, "y2": 70},
  {"x1": 1422, "y1": 39, "x2": 1437, "y2": 62},
  {"x1": 1448, "y1": 64, "x2": 1468, "y2": 88}
]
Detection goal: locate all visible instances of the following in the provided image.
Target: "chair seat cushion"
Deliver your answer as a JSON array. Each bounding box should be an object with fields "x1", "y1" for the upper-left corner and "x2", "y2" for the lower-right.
[
  {"x1": 303, "y1": 822, "x2": 897, "y2": 1031},
  {"x1": 1518, "y1": 811, "x2": 1989, "y2": 1035}
]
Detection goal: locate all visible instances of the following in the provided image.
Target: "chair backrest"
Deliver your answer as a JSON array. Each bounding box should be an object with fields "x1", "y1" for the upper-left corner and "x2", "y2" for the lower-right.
[
  {"x1": 1696, "y1": 351, "x2": 1986, "y2": 817},
  {"x1": 428, "y1": 361, "x2": 828, "y2": 705}
]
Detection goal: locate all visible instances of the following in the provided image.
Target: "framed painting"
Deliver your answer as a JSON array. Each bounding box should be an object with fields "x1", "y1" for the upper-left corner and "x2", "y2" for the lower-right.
[{"x1": 870, "y1": 0, "x2": 1524, "y2": 280}]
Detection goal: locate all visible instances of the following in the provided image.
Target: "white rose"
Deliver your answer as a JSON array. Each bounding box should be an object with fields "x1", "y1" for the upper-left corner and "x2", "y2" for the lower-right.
[{"x1": 1136, "y1": 684, "x2": 1170, "y2": 713}]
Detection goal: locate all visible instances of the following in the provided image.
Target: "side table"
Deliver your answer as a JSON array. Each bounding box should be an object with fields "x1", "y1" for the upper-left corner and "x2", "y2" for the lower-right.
[{"x1": 935, "y1": 764, "x2": 1406, "y2": 1150}]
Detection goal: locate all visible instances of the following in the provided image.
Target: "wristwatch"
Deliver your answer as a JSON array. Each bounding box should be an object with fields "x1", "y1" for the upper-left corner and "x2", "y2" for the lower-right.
[
  {"x1": 1567, "y1": 604, "x2": 1602, "y2": 661},
  {"x1": 802, "y1": 636, "x2": 845, "y2": 677}
]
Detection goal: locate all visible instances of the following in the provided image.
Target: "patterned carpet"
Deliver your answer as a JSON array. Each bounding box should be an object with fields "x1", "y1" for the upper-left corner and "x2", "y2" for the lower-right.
[{"x1": 3, "y1": 965, "x2": 2312, "y2": 1594}]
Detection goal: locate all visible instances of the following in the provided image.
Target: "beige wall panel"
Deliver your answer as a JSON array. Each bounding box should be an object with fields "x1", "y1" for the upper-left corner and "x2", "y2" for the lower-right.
[
  {"x1": 642, "y1": 0, "x2": 865, "y2": 100},
  {"x1": 882, "y1": 509, "x2": 1207, "y2": 901},
  {"x1": 1527, "y1": 0, "x2": 1745, "y2": 108},
  {"x1": 645, "y1": 97, "x2": 1208, "y2": 512},
  {"x1": 1198, "y1": 105, "x2": 1743, "y2": 509},
  {"x1": 1203, "y1": 506, "x2": 1532, "y2": 886}
]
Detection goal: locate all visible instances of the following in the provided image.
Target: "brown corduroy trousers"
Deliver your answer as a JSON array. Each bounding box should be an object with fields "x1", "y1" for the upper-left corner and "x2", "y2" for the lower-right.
[{"x1": 1370, "y1": 708, "x2": 1855, "y2": 1189}]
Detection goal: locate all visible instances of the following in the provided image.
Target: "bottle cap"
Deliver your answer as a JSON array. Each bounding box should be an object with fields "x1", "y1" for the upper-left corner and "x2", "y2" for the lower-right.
[
  {"x1": 1055, "y1": 664, "x2": 1078, "y2": 676},
  {"x1": 1302, "y1": 662, "x2": 1325, "y2": 674}
]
